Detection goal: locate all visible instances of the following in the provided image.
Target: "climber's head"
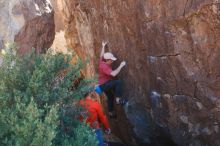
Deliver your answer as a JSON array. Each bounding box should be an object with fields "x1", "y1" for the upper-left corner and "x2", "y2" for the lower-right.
[
  {"x1": 82, "y1": 87, "x2": 99, "y2": 100},
  {"x1": 83, "y1": 91, "x2": 99, "y2": 101},
  {"x1": 82, "y1": 87, "x2": 93, "y2": 98},
  {"x1": 103, "y1": 52, "x2": 117, "y2": 65}
]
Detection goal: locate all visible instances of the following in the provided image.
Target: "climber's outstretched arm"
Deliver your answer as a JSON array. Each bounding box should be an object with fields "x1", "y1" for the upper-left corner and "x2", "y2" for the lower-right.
[
  {"x1": 110, "y1": 61, "x2": 126, "y2": 77},
  {"x1": 100, "y1": 41, "x2": 107, "y2": 58}
]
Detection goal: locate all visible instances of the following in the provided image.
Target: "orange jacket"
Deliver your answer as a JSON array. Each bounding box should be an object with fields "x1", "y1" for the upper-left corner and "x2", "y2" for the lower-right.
[{"x1": 79, "y1": 98, "x2": 110, "y2": 130}]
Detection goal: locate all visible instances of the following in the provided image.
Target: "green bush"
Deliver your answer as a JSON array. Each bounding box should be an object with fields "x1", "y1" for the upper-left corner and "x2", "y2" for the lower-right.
[{"x1": 0, "y1": 43, "x2": 97, "y2": 146}]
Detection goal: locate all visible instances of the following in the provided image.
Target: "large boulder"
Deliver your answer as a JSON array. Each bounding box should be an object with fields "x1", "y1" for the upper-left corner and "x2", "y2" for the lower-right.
[
  {"x1": 55, "y1": 0, "x2": 220, "y2": 145},
  {"x1": 0, "y1": 0, "x2": 55, "y2": 54}
]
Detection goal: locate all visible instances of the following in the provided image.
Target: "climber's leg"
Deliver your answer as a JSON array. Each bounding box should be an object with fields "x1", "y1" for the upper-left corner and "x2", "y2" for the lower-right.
[
  {"x1": 100, "y1": 80, "x2": 127, "y2": 105},
  {"x1": 96, "y1": 129, "x2": 104, "y2": 146},
  {"x1": 104, "y1": 90, "x2": 114, "y2": 113},
  {"x1": 100, "y1": 80, "x2": 122, "y2": 96}
]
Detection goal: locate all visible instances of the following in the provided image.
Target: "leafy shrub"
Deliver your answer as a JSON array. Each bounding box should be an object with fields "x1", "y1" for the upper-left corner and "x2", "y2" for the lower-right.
[{"x1": 0, "y1": 43, "x2": 97, "y2": 146}]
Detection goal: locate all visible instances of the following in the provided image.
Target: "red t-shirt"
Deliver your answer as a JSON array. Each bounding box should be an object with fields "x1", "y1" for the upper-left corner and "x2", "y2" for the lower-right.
[
  {"x1": 98, "y1": 59, "x2": 112, "y2": 84},
  {"x1": 79, "y1": 98, "x2": 110, "y2": 130}
]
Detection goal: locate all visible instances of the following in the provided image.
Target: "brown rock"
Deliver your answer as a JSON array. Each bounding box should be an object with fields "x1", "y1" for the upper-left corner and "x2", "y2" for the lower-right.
[
  {"x1": 53, "y1": 0, "x2": 220, "y2": 145},
  {"x1": 0, "y1": 0, "x2": 55, "y2": 54}
]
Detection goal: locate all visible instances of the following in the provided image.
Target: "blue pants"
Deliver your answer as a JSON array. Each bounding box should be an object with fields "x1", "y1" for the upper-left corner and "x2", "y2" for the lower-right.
[
  {"x1": 100, "y1": 80, "x2": 122, "y2": 112},
  {"x1": 96, "y1": 129, "x2": 104, "y2": 146}
]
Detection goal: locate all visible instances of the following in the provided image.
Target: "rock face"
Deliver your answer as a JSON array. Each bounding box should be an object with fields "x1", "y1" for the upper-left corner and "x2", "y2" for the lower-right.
[
  {"x1": 1, "y1": 0, "x2": 220, "y2": 145},
  {"x1": 0, "y1": 0, "x2": 55, "y2": 54},
  {"x1": 53, "y1": 0, "x2": 220, "y2": 146},
  {"x1": 51, "y1": 0, "x2": 97, "y2": 77},
  {"x1": 50, "y1": 0, "x2": 68, "y2": 54}
]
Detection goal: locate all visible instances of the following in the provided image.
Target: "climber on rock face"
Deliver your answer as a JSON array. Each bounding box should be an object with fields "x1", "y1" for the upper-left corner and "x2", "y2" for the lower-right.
[
  {"x1": 79, "y1": 90, "x2": 111, "y2": 146},
  {"x1": 96, "y1": 41, "x2": 127, "y2": 118}
]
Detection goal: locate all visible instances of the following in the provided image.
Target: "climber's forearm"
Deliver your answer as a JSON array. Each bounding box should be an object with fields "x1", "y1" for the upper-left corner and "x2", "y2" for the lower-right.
[
  {"x1": 100, "y1": 41, "x2": 108, "y2": 58},
  {"x1": 100, "y1": 45, "x2": 105, "y2": 58},
  {"x1": 110, "y1": 65, "x2": 123, "y2": 77}
]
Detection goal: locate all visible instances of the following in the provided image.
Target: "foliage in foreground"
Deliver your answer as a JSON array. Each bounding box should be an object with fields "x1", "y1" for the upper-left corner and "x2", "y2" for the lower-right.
[{"x1": 0, "y1": 44, "x2": 97, "y2": 146}]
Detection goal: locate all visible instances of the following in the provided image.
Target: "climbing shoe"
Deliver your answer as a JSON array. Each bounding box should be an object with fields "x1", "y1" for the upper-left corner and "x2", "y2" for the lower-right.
[{"x1": 116, "y1": 98, "x2": 128, "y2": 105}]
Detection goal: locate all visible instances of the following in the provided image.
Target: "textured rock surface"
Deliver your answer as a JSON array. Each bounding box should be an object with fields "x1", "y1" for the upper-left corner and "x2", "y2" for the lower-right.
[
  {"x1": 52, "y1": 0, "x2": 97, "y2": 77},
  {"x1": 0, "y1": 0, "x2": 54, "y2": 54},
  {"x1": 57, "y1": 0, "x2": 220, "y2": 145},
  {"x1": 50, "y1": 0, "x2": 68, "y2": 54}
]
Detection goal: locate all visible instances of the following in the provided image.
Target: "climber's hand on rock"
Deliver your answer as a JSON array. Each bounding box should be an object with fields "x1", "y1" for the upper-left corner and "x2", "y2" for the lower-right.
[
  {"x1": 120, "y1": 61, "x2": 126, "y2": 67},
  {"x1": 102, "y1": 41, "x2": 108, "y2": 48},
  {"x1": 105, "y1": 128, "x2": 111, "y2": 135}
]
